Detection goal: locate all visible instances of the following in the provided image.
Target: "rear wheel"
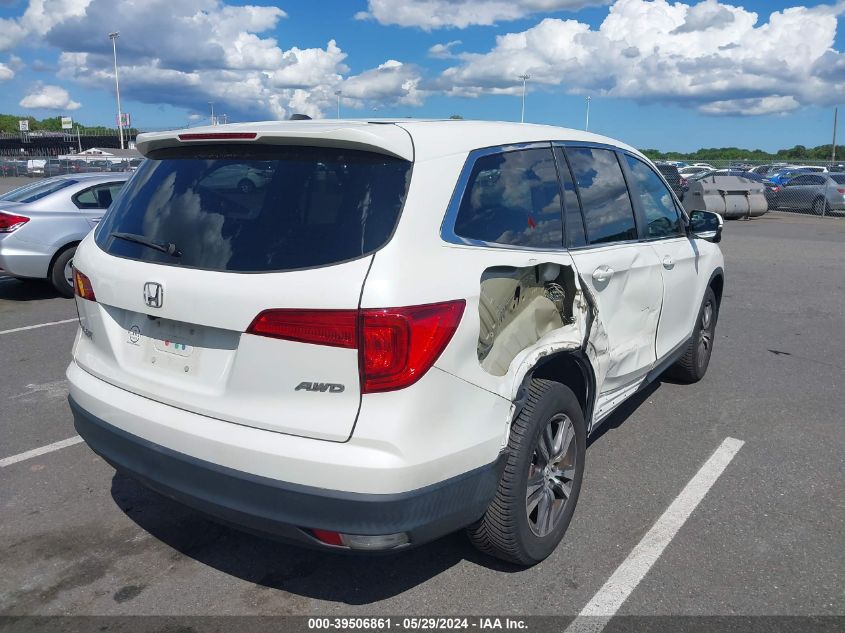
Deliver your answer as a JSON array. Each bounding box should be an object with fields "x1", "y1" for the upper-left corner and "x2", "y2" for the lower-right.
[
  {"x1": 811, "y1": 197, "x2": 829, "y2": 216},
  {"x1": 468, "y1": 379, "x2": 586, "y2": 566},
  {"x1": 237, "y1": 178, "x2": 255, "y2": 194},
  {"x1": 49, "y1": 246, "x2": 76, "y2": 298},
  {"x1": 666, "y1": 287, "x2": 718, "y2": 383}
]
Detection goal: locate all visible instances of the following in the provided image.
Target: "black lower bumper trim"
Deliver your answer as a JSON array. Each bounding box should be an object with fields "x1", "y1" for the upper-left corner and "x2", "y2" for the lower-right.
[{"x1": 70, "y1": 397, "x2": 506, "y2": 548}]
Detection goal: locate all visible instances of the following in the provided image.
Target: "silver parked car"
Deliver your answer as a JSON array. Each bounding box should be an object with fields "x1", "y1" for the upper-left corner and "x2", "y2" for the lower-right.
[
  {"x1": 0, "y1": 173, "x2": 129, "y2": 296},
  {"x1": 771, "y1": 172, "x2": 845, "y2": 215}
]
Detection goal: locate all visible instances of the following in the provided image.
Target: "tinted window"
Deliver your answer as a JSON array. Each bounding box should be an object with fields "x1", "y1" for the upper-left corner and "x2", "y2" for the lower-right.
[
  {"x1": 74, "y1": 182, "x2": 124, "y2": 209},
  {"x1": 453, "y1": 148, "x2": 562, "y2": 248},
  {"x1": 554, "y1": 148, "x2": 586, "y2": 248},
  {"x1": 624, "y1": 156, "x2": 683, "y2": 238},
  {"x1": 0, "y1": 178, "x2": 76, "y2": 203},
  {"x1": 95, "y1": 145, "x2": 411, "y2": 272},
  {"x1": 566, "y1": 148, "x2": 637, "y2": 244},
  {"x1": 831, "y1": 175, "x2": 845, "y2": 185}
]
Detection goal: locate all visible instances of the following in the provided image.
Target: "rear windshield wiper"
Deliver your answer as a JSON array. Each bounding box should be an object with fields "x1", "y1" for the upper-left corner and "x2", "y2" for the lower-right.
[{"x1": 110, "y1": 232, "x2": 182, "y2": 257}]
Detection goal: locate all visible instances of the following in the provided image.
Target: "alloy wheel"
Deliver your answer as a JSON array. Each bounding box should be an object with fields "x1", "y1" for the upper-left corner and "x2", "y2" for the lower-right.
[{"x1": 526, "y1": 413, "x2": 577, "y2": 537}]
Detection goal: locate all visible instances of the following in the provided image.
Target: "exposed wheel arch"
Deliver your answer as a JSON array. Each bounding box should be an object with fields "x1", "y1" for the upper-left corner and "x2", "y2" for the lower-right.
[
  {"x1": 708, "y1": 268, "x2": 725, "y2": 308},
  {"x1": 514, "y1": 351, "x2": 596, "y2": 434}
]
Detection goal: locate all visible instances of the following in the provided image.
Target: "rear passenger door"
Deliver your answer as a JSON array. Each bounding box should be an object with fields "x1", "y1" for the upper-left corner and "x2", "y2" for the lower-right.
[
  {"x1": 621, "y1": 154, "x2": 701, "y2": 359},
  {"x1": 555, "y1": 146, "x2": 663, "y2": 398},
  {"x1": 72, "y1": 181, "x2": 125, "y2": 228}
]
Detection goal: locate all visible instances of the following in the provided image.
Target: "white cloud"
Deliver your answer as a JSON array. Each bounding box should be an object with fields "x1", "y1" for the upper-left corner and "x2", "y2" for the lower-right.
[
  {"x1": 342, "y1": 60, "x2": 425, "y2": 108},
  {"x1": 440, "y1": 0, "x2": 845, "y2": 115},
  {"x1": 29, "y1": 0, "x2": 422, "y2": 120},
  {"x1": 428, "y1": 40, "x2": 462, "y2": 59},
  {"x1": 0, "y1": 0, "x2": 90, "y2": 50},
  {"x1": 0, "y1": 62, "x2": 13, "y2": 81},
  {"x1": 19, "y1": 83, "x2": 81, "y2": 110},
  {"x1": 356, "y1": 0, "x2": 610, "y2": 30}
]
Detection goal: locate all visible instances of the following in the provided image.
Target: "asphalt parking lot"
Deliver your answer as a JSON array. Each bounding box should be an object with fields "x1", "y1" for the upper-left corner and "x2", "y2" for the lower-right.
[{"x1": 1, "y1": 186, "x2": 843, "y2": 620}]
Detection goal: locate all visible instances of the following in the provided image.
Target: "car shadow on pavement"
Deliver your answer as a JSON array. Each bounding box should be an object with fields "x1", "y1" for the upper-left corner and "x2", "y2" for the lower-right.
[
  {"x1": 586, "y1": 379, "x2": 661, "y2": 448},
  {"x1": 0, "y1": 278, "x2": 65, "y2": 301},
  {"x1": 110, "y1": 473, "x2": 519, "y2": 605},
  {"x1": 108, "y1": 380, "x2": 660, "y2": 604}
]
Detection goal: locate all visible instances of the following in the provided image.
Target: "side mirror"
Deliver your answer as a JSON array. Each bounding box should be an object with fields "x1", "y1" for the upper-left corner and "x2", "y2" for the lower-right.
[{"x1": 689, "y1": 210, "x2": 723, "y2": 243}]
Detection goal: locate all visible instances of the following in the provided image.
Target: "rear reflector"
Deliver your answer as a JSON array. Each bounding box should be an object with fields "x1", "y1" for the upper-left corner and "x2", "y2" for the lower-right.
[
  {"x1": 177, "y1": 132, "x2": 257, "y2": 141},
  {"x1": 310, "y1": 529, "x2": 409, "y2": 550},
  {"x1": 0, "y1": 211, "x2": 30, "y2": 233},
  {"x1": 247, "y1": 300, "x2": 465, "y2": 394},
  {"x1": 73, "y1": 268, "x2": 96, "y2": 302}
]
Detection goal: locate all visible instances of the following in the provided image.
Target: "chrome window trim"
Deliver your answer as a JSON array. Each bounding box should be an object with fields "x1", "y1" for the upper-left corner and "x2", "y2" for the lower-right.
[{"x1": 439, "y1": 139, "x2": 690, "y2": 252}]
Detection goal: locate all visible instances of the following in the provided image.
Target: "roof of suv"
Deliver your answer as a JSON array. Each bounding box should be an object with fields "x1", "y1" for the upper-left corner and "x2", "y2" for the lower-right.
[{"x1": 136, "y1": 119, "x2": 640, "y2": 163}]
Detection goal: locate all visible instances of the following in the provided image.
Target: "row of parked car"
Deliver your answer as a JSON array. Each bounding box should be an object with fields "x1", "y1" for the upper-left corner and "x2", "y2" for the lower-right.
[
  {"x1": 655, "y1": 161, "x2": 845, "y2": 216},
  {"x1": 0, "y1": 158, "x2": 143, "y2": 177}
]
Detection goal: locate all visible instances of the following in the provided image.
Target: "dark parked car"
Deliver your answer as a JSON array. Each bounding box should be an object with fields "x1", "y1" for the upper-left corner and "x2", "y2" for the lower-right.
[{"x1": 655, "y1": 163, "x2": 685, "y2": 199}]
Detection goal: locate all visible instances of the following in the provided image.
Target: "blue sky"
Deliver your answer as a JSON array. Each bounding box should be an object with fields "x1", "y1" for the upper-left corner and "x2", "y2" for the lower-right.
[{"x1": 1, "y1": 0, "x2": 843, "y2": 152}]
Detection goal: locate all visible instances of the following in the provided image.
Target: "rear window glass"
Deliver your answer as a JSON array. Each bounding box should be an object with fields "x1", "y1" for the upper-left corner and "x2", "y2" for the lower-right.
[
  {"x1": 95, "y1": 145, "x2": 411, "y2": 272},
  {"x1": 0, "y1": 178, "x2": 76, "y2": 203},
  {"x1": 831, "y1": 175, "x2": 845, "y2": 185}
]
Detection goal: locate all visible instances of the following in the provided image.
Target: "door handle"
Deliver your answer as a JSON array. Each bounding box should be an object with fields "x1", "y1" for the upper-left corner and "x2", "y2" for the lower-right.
[
  {"x1": 592, "y1": 265, "x2": 614, "y2": 284},
  {"x1": 662, "y1": 255, "x2": 674, "y2": 269}
]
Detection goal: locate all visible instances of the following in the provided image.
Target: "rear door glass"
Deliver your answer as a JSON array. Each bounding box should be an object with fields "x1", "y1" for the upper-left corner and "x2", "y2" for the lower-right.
[
  {"x1": 95, "y1": 145, "x2": 412, "y2": 272},
  {"x1": 565, "y1": 147, "x2": 638, "y2": 244}
]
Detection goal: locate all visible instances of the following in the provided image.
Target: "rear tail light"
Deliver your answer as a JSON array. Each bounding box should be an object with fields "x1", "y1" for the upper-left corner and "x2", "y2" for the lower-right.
[
  {"x1": 837, "y1": 188, "x2": 845, "y2": 195},
  {"x1": 73, "y1": 268, "x2": 96, "y2": 301},
  {"x1": 247, "y1": 300, "x2": 465, "y2": 394},
  {"x1": 247, "y1": 309, "x2": 357, "y2": 349},
  {"x1": 0, "y1": 211, "x2": 30, "y2": 233}
]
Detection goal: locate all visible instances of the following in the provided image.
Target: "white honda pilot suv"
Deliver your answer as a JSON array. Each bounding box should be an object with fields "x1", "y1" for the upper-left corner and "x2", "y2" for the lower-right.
[{"x1": 68, "y1": 120, "x2": 724, "y2": 565}]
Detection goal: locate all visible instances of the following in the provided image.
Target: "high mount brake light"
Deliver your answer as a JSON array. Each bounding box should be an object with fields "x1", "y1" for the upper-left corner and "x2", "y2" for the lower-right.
[
  {"x1": 177, "y1": 132, "x2": 257, "y2": 141},
  {"x1": 0, "y1": 211, "x2": 30, "y2": 233},
  {"x1": 247, "y1": 300, "x2": 466, "y2": 394}
]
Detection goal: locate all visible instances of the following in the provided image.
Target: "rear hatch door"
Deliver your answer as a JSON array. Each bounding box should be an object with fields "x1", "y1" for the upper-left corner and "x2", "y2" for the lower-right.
[{"x1": 73, "y1": 141, "x2": 412, "y2": 442}]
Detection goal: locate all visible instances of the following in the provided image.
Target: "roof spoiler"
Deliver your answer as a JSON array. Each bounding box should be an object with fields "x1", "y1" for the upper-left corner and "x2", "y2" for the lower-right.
[{"x1": 136, "y1": 123, "x2": 414, "y2": 161}]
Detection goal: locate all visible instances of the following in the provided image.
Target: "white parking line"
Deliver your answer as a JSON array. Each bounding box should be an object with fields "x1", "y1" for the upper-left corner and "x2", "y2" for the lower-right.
[
  {"x1": 565, "y1": 436, "x2": 745, "y2": 633},
  {"x1": 0, "y1": 435, "x2": 84, "y2": 468},
  {"x1": 0, "y1": 318, "x2": 77, "y2": 336}
]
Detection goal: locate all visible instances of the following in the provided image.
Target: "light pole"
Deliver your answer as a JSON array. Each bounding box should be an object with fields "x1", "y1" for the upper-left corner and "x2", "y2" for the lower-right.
[
  {"x1": 335, "y1": 90, "x2": 342, "y2": 119},
  {"x1": 585, "y1": 96, "x2": 592, "y2": 132},
  {"x1": 108, "y1": 31, "x2": 124, "y2": 150},
  {"x1": 519, "y1": 74, "x2": 530, "y2": 123}
]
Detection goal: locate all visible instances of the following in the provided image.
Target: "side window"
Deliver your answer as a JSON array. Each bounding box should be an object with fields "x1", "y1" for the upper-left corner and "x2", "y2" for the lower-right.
[
  {"x1": 623, "y1": 155, "x2": 683, "y2": 238},
  {"x1": 788, "y1": 175, "x2": 812, "y2": 186},
  {"x1": 565, "y1": 147, "x2": 637, "y2": 244},
  {"x1": 554, "y1": 148, "x2": 586, "y2": 248},
  {"x1": 453, "y1": 148, "x2": 563, "y2": 248},
  {"x1": 74, "y1": 183, "x2": 123, "y2": 210}
]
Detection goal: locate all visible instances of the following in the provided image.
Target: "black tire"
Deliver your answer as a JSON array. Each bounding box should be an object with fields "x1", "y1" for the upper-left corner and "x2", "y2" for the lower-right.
[
  {"x1": 666, "y1": 287, "x2": 718, "y2": 383},
  {"x1": 237, "y1": 178, "x2": 255, "y2": 194},
  {"x1": 468, "y1": 379, "x2": 586, "y2": 566},
  {"x1": 49, "y1": 246, "x2": 76, "y2": 298}
]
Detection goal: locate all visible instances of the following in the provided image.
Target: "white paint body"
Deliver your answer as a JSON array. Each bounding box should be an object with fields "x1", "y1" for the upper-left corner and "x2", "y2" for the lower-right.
[{"x1": 67, "y1": 120, "x2": 724, "y2": 495}]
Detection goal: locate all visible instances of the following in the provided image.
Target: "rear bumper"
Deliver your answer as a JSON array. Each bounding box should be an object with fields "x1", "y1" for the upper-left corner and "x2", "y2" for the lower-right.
[
  {"x1": 0, "y1": 234, "x2": 52, "y2": 278},
  {"x1": 70, "y1": 396, "x2": 507, "y2": 549}
]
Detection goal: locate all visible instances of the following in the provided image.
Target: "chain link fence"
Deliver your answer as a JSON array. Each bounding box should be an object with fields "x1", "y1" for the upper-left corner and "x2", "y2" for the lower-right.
[{"x1": 659, "y1": 159, "x2": 845, "y2": 218}]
